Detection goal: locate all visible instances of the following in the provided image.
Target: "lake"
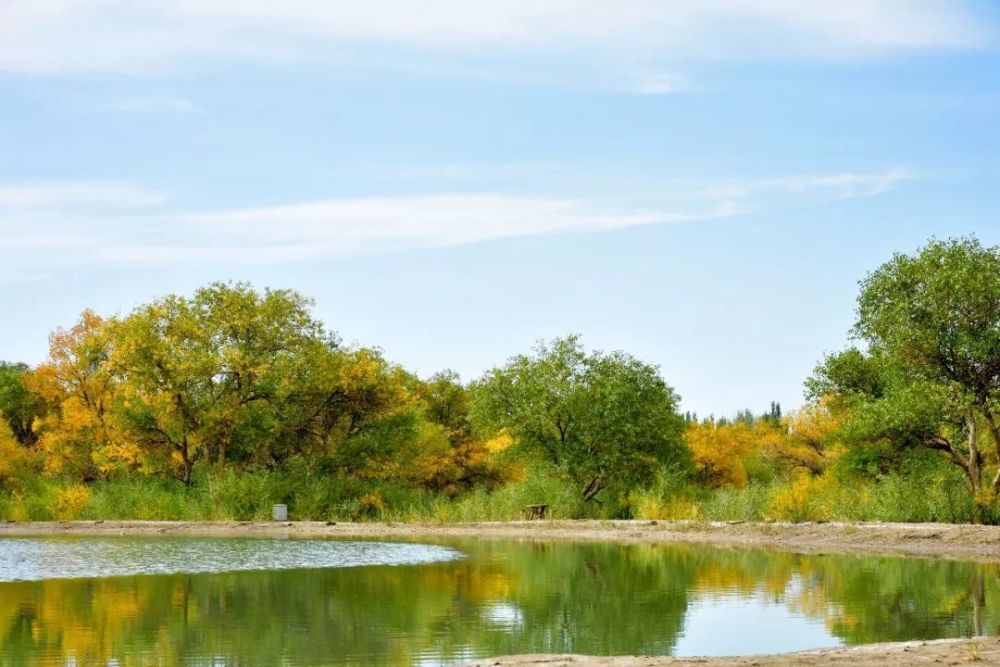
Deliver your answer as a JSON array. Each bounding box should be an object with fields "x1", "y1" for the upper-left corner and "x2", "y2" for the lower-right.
[{"x1": 0, "y1": 536, "x2": 996, "y2": 666}]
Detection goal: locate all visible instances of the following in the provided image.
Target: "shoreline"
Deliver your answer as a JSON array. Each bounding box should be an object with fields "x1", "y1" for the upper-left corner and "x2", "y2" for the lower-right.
[
  {"x1": 3, "y1": 518, "x2": 1000, "y2": 561},
  {"x1": 3, "y1": 519, "x2": 999, "y2": 666},
  {"x1": 459, "y1": 637, "x2": 1000, "y2": 666}
]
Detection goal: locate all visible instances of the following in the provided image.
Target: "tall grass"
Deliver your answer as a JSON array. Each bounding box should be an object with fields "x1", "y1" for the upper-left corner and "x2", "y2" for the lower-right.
[{"x1": 0, "y1": 459, "x2": 992, "y2": 524}]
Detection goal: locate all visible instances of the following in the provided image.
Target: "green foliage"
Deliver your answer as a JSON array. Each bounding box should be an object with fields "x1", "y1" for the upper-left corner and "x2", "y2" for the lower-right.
[
  {"x1": 418, "y1": 369, "x2": 472, "y2": 443},
  {"x1": 0, "y1": 361, "x2": 46, "y2": 446},
  {"x1": 698, "y1": 484, "x2": 776, "y2": 521},
  {"x1": 855, "y1": 236, "x2": 1000, "y2": 397},
  {"x1": 444, "y1": 464, "x2": 588, "y2": 521},
  {"x1": 109, "y1": 282, "x2": 337, "y2": 482},
  {"x1": 470, "y1": 335, "x2": 688, "y2": 501},
  {"x1": 854, "y1": 237, "x2": 1000, "y2": 504}
]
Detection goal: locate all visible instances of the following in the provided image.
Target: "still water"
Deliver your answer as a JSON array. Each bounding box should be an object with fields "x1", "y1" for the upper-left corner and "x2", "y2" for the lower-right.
[{"x1": 0, "y1": 536, "x2": 996, "y2": 666}]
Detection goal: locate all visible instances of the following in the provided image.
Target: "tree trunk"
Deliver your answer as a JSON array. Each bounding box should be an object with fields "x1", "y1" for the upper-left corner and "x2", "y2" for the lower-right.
[
  {"x1": 966, "y1": 416, "x2": 984, "y2": 524},
  {"x1": 582, "y1": 475, "x2": 603, "y2": 502},
  {"x1": 179, "y1": 436, "x2": 194, "y2": 485},
  {"x1": 982, "y1": 407, "x2": 1000, "y2": 496}
]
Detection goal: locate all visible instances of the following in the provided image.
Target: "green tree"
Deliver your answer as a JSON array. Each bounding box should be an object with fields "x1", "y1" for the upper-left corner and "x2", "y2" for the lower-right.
[
  {"x1": 418, "y1": 370, "x2": 471, "y2": 444},
  {"x1": 470, "y1": 336, "x2": 687, "y2": 501},
  {"x1": 0, "y1": 362, "x2": 45, "y2": 447},
  {"x1": 812, "y1": 236, "x2": 1000, "y2": 518}
]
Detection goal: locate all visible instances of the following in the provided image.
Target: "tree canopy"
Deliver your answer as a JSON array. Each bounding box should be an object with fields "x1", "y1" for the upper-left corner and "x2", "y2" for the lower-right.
[
  {"x1": 469, "y1": 336, "x2": 687, "y2": 501},
  {"x1": 812, "y1": 237, "x2": 1000, "y2": 518}
]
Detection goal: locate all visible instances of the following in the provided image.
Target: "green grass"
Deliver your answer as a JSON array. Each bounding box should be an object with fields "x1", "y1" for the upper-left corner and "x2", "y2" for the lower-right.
[{"x1": 0, "y1": 460, "x2": 994, "y2": 524}]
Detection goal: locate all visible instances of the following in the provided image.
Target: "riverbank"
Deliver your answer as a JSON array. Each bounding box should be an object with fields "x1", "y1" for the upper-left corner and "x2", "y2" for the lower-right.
[
  {"x1": 460, "y1": 637, "x2": 1000, "y2": 666},
  {"x1": 3, "y1": 518, "x2": 1000, "y2": 561},
  {"x1": 4, "y1": 520, "x2": 999, "y2": 665}
]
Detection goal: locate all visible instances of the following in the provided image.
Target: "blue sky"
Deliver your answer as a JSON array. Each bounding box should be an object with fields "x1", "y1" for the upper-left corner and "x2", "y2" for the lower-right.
[{"x1": 1, "y1": 1, "x2": 998, "y2": 416}]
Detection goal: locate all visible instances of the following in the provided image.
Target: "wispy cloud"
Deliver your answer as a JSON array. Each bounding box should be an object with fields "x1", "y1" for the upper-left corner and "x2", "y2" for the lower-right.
[
  {"x1": 0, "y1": 166, "x2": 916, "y2": 272},
  {"x1": 0, "y1": 1, "x2": 987, "y2": 80},
  {"x1": 631, "y1": 73, "x2": 689, "y2": 95},
  {"x1": 0, "y1": 181, "x2": 167, "y2": 208},
  {"x1": 687, "y1": 166, "x2": 919, "y2": 201},
  {"x1": 105, "y1": 95, "x2": 201, "y2": 114}
]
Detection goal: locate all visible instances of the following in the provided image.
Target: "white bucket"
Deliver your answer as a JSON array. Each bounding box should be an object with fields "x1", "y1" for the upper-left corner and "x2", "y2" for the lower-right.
[{"x1": 272, "y1": 504, "x2": 288, "y2": 521}]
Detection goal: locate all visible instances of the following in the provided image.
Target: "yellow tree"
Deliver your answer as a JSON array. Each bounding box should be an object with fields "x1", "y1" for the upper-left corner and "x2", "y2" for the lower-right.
[
  {"x1": 0, "y1": 420, "x2": 38, "y2": 490},
  {"x1": 766, "y1": 400, "x2": 844, "y2": 476},
  {"x1": 29, "y1": 311, "x2": 134, "y2": 481},
  {"x1": 107, "y1": 284, "x2": 330, "y2": 483},
  {"x1": 684, "y1": 420, "x2": 774, "y2": 488}
]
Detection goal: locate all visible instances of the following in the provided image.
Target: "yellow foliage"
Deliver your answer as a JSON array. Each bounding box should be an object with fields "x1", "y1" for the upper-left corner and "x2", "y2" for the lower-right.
[
  {"x1": 685, "y1": 421, "x2": 775, "y2": 488},
  {"x1": 6, "y1": 495, "x2": 30, "y2": 522},
  {"x1": 767, "y1": 473, "x2": 838, "y2": 522},
  {"x1": 413, "y1": 422, "x2": 512, "y2": 496},
  {"x1": 629, "y1": 490, "x2": 700, "y2": 520},
  {"x1": 0, "y1": 422, "x2": 37, "y2": 488},
  {"x1": 29, "y1": 311, "x2": 139, "y2": 481},
  {"x1": 53, "y1": 485, "x2": 90, "y2": 520},
  {"x1": 355, "y1": 492, "x2": 385, "y2": 519},
  {"x1": 768, "y1": 400, "x2": 844, "y2": 476},
  {"x1": 484, "y1": 430, "x2": 514, "y2": 454}
]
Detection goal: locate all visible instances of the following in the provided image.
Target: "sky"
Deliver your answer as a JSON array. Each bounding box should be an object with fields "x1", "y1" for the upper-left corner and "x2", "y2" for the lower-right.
[{"x1": 1, "y1": 1, "x2": 999, "y2": 417}]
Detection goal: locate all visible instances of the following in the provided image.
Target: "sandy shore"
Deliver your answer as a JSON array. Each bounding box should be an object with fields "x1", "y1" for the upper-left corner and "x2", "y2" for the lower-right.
[
  {"x1": 3, "y1": 518, "x2": 1000, "y2": 561},
  {"x1": 3, "y1": 519, "x2": 999, "y2": 666},
  {"x1": 459, "y1": 637, "x2": 1000, "y2": 666}
]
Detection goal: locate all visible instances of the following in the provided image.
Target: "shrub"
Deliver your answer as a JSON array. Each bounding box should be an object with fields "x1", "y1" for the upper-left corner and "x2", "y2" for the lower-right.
[
  {"x1": 53, "y1": 485, "x2": 91, "y2": 520},
  {"x1": 768, "y1": 475, "x2": 828, "y2": 522},
  {"x1": 699, "y1": 484, "x2": 774, "y2": 521}
]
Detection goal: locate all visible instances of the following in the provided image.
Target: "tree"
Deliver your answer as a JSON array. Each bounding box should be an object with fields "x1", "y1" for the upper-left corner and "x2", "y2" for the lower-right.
[
  {"x1": 418, "y1": 370, "x2": 471, "y2": 444},
  {"x1": 684, "y1": 421, "x2": 759, "y2": 488},
  {"x1": 813, "y1": 236, "x2": 1000, "y2": 518},
  {"x1": 30, "y1": 311, "x2": 126, "y2": 481},
  {"x1": 0, "y1": 362, "x2": 46, "y2": 447},
  {"x1": 279, "y1": 345, "x2": 421, "y2": 474},
  {"x1": 107, "y1": 283, "x2": 332, "y2": 483},
  {"x1": 470, "y1": 336, "x2": 687, "y2": 501},
  {"x1": 810, "y1": 348, "x2": 981, "y2": 493}
]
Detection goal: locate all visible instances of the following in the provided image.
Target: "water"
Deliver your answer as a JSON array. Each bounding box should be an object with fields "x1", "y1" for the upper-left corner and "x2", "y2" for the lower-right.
[
  {"x1": 0, "y1": 536, "x2": 996, "y2": 666},
  {"x1": 0, "y1": 537, "x2": 462, "y2": 581}
]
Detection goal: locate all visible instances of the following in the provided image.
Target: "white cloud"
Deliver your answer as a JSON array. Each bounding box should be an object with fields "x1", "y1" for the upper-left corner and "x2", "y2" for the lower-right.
[
  {"x1": 123, "y1": 195, "x2": 740, "y2": 262},
  {"x1": 689, "y1": 167, "x2": 918, "y2": 200},
  {"x1": 631, "y1": 73, "x2": 689, "y2": 95},
  {"x1": 0, "y1": 167, "x2": 915, "y2": 271},
  {"x1": 0, "y1": 1, "x2": 987, "y2": 77},
  {"x1": 106, "y1": 95, "x2": 201, "y2": 114},
  {"x1": 0, "y1": 181, "x2": 167, "y2": 208}
]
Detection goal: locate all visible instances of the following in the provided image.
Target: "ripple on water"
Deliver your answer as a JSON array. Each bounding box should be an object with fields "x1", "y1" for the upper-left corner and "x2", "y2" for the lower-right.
[{"x1": 0, "y1": 537, "x2": 464, "y2": 582}]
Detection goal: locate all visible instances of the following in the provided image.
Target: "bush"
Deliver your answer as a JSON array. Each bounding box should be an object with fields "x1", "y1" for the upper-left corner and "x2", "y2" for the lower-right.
[
  {"x1": 53, "y1": 485, "x2": 90, "y2": 520},
  {"x1": 699, "y1": 484, "x2": 775, "y2": 521},
  {"x1": 444, "y1": 464, "x2": 586, "y2": 521},
  {"x1": 767, "y1": 475, "x2": 833, "y2": 522}
]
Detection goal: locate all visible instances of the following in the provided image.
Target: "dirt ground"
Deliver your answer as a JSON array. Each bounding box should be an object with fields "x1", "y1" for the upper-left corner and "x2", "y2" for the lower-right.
[
  {"x1": 3, "y1": 519, "x2": 999, "y2": 665},
  {"x1": 459, "y1": 636, "x2": 1000, "y2": 666}
]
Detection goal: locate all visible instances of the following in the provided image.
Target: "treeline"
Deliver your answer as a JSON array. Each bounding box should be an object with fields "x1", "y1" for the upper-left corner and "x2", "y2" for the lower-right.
[
  {"x1": 1, "y1": 235, "x2": 999, "y2": 523},
  {"x1": 0, "y1": 286, "x2": 513, "y2": 496}
]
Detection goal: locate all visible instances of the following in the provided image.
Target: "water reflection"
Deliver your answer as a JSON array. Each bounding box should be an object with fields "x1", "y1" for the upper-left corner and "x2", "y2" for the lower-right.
[{"x1": 0, "y1": 537, "x2": 997, "y2": 666}]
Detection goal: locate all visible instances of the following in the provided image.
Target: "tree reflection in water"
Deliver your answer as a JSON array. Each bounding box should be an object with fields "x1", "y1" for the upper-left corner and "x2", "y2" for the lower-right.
[{"x1": 0, "y1": 538, "x2": 997, "y2": 666}]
